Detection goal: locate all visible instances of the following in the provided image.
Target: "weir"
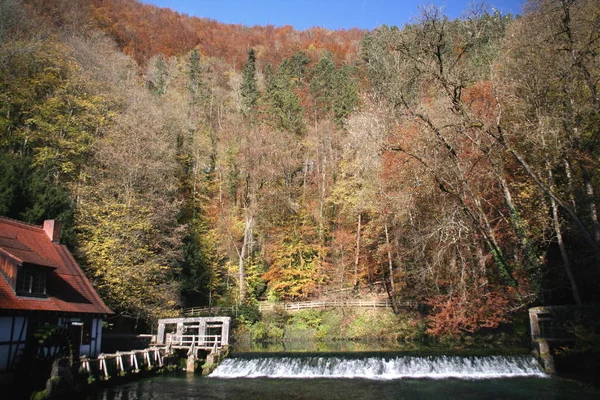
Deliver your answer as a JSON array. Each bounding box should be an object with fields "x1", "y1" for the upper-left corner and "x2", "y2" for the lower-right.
[
  {"x1": 156, "y1": 316, "x2": 231, "y2": 373},
  {"x1": 209, "y1": 353, "x2": 548, "y2": 380}
]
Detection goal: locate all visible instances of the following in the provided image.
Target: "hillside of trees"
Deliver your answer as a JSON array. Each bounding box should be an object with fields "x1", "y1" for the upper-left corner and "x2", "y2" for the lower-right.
[{"x1": 1, "y1": 0, "x2": 599, "y2": 336}]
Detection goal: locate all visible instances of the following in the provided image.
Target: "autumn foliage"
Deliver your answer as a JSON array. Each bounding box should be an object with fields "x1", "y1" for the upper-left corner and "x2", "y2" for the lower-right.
[
  {"x1": 425, "y1": 285, "x2": 512, "y2": 336},
  {"x1": 89, "y1": 0, "x2": 364, "y2": 68},
  {"x1": 3, "y1": 0, "x2": 600, "y2": 338}
]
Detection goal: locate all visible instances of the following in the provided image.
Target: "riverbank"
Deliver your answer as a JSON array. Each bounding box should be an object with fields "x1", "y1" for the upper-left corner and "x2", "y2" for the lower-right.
[
  {"x1": 231, "y1": 307, "x2": 529, "y2": 349},
  {"x1": 227, "y1": 305, "x2": 600, "y2": 389}
]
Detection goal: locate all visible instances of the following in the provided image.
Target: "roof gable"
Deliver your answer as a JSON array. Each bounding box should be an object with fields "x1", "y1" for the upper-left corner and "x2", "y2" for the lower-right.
[
  {"x1": 0, "y1": 233, "x2": 56, "y2": 268},
  {"x1": 0, "y1": 217, "x2": 113, "y2": 315}
]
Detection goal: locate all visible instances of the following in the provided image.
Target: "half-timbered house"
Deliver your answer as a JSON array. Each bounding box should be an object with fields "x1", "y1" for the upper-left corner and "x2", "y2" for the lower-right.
[{"x1": 0, "y1": 217, "x2": 112, "y2": 382}]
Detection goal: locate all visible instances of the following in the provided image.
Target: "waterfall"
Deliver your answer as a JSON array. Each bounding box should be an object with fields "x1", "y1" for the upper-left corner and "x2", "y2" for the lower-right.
[{"x1": 209, "y1": 353, "x2": 548, "y2": 380}]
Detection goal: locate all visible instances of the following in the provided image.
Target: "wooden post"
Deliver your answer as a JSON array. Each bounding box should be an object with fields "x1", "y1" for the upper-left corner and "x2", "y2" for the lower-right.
[
  {"x1": 81, "y1": 356, "x2": 90, "y2": 373},
  {"x1": 221, "y1": 318, "x2": 230, "y2": 347},
  {"x1": 157, "y1": 322, "x2": 166, "y2": 345},
  {"x1": 529, "y1": 308, "x2": 541, "y2": 340},
  {"x1": 144, "y1": 349, "x2": 152, "y2": 368},
  {"x1": 116, "y1": 352, "x2": 124, "y2": 373},
  {"x1": 538, "y1": 339, "x2": 556, "y2": 374},
  {"x1": 130, "y1": 351, "x2": 139, "y2": 372},
  {"x1": 198, "y1": 319, "x2": 207, "y2": 347},
  {"x1": 154, "y1": 348, "x2": 163, "y2": 367},
  {"x1": 99, "y1": 355, "x2": 108, "y2": 379}
]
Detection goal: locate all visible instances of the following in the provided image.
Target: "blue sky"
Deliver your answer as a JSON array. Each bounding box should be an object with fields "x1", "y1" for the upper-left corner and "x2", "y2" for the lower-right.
[{"x1": 141, "y1": 0, "x2": 524, "y2": 31}]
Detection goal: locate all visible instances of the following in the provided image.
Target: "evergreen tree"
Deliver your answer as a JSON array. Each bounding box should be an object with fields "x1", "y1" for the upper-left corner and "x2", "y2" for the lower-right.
[
  {"x1": 187, "y1": 49, "x2": 205, "y2": 105},
  {"x1": 0, "y1": 153, "x2": 75, "y2": 246},
  {"x1": 309, "y1": 55, "x2": 359, "y2": 127},
  {"x1": 179, "y1": 210, "x2": 221, "y2": 307},
  {"x1": 265, "y1": 61, "x2": 305, "y2": 135},
  {"x1": 332, "y1": 64, "x2": 359, "y2": 126},
  {"x1": 149, "y1": 54, "x2": 168, "y2": 96},
  {"x1": 240, "y1": 48, "x2": 259, "y2": 117},
  {"x1": 310, "y1": 55, "x2": 336, "y2": 120},
  {"x1": 289, "y1": 51, "x2": 310, "y2": 83}
]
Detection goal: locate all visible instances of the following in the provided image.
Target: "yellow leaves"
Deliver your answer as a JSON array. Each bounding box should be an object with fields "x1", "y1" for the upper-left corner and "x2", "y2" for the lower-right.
[
  {"x1": 262, "y1": 221, "x2": 328, "y2": 300},
  {"x1": 3, "y1": 37, "x2": 113, "y2": 183},
  {"x1": 75, "y1": 192, "x2": 181, "y2": 321}
]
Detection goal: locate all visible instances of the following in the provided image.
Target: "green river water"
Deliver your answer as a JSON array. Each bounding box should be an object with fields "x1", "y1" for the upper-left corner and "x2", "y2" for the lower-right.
[{"x1": 82, "y1": 344, "x2": 600, "y2": 400}]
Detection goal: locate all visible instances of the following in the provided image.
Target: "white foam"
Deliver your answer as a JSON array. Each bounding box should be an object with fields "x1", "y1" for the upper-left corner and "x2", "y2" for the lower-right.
[{"x1": 209, "y1": 354, "x2": 548, "y2": 380}]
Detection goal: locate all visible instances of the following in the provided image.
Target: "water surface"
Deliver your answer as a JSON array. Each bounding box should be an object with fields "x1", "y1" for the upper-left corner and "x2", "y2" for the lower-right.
[
  {"x1": 85, "y1": 372, "x2": 600, "y2": 400},
  {"x1": 84, "y1": 348, "x2": 600, "y2": 399}
]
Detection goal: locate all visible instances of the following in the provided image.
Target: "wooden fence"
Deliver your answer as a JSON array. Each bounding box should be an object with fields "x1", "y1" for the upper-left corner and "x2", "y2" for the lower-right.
[
  {"x1": 183, "y1": 299, "x2": 418, "y2": 316},
  {"x1": 80, "y1": 346, "x2": 167, "y2": 380},
  {"x1": 165, "y1": 334, "x2": 223, "y2": 350}
]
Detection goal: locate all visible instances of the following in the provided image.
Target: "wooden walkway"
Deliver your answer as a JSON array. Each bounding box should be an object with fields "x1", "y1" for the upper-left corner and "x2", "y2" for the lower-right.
[
  {"x1": 183, "y1": 299, "x2": 418, "y2": 316},
  {"x1": 78, "y1": 333, "x2": 226, "y2": 380},
  {"x1": 80, "y1": 346, "x2": 168, "y2": 380}
]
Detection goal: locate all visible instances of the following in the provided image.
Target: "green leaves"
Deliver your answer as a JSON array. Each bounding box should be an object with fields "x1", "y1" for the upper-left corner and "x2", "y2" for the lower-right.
[
  {"x1": 310, "y1": 55, "x2": 359, "y2": 127},
  {"x1": 264, "y1": 59, "x2": 305, "y2": 135}
]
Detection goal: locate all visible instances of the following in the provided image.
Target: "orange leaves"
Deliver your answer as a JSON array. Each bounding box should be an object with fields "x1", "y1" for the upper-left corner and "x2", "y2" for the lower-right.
[
  {"x1": 462, "y1": 81, "x2": 498, "y2": 123},
  {"x1": 91, "y1": 0, "x2": 199, "y2": 66},
  {"x1": 90, "y1": 0, "x2": 365, "y2": 69},
  {"x1": 262, "y1": 221, "x2": 329, "y2": 300}
]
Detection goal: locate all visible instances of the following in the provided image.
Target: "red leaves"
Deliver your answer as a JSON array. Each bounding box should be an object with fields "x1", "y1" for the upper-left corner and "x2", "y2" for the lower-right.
[
  {"x1": 425, "y1": 284, "x2": 512, "y2": 336},
  {"x1": 91, "y1": 0, "x2": 199, "y2": 67},
  {"x1": 462, "y1": 81, "x2": 498, "y2": 123},
  {"x1": 90, "y1": 0, "x2": 365, "y2": 69}
]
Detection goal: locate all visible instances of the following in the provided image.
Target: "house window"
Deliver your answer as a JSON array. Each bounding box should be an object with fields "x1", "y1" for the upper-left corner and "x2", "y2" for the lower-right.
[{"x1": 16, "y1": 267, "x2": 47, "y2": 297}]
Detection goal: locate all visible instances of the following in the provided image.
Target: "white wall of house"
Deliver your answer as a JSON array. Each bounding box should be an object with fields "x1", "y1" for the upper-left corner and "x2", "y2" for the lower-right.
[
  {"x1": 58, "y1": 316, "x2": 104, "y2": 358},
  {"x1": 1, "y1": 315, "x2": 105, "y2": 372},
  {"x1": 0, "y1": 316, "x2": 27, "y2": 372}
]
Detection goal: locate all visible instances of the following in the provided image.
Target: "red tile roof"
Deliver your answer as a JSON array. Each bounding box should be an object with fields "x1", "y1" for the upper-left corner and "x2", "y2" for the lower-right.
[{"x1": 0, "y1": 217, "x2": 113, "y2": 315}]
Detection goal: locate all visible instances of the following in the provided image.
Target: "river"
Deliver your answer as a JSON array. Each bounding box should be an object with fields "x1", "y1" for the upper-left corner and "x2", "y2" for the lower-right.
[{"x1": 83, "y1": 346, "x2": 600, "y2": 400}]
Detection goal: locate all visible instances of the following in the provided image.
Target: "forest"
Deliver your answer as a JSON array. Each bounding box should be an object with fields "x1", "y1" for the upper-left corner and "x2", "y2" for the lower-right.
[{"x1": 1, "y1": 0, "x2": 599, "y2": 338}]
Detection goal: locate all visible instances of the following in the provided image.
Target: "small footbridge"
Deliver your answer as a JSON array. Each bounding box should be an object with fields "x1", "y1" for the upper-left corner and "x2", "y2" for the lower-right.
[{"x1": 78, "y1": 316, "x2": 231, "y2": 379}]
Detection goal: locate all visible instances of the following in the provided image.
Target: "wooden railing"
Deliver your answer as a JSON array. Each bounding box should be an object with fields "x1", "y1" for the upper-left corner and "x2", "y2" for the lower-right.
[
  {"x1": 80, "y1": 346, "x2": 167, "y2": 380},
  {"x1": 183, "y1": 299, "x2": 418, "y2": 316},
  {"x1": 182, "y1": 306, "x2": 237, "y2": 316},
  {"x1": 165, "y1": 334, "x2": 223, "y2": 350}
]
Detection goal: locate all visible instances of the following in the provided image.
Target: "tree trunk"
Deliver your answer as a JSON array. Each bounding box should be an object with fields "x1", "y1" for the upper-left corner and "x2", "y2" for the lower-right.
[
  {"x1": 498, "y1": 172, "x2": 538, "y2": 273},
  {"x1": 339, "y1": 248, "x2": 346, "y2": 294},
  {"x1": 354, "y1": 213, "x2": 362, "y2": 288},
  {"x1": 319, "y1": 152, "x2": 327, "y2": 241},
  {"x1": 238, "y1": 213, "x2": 253, "y2": 303},
  {"x1": 550, "y1": 194, "x2": 582, "y2": 305},
  {"x1": 581, "y1": 164, "x2": 600, "y2": 246},
  {"x1": 545, "y1": 149, "x2": 582, "y2": 305},
  {"x1": 384, "y1": 220, "x2": 394, "y2": 292},
  {"x1": 493, "y1": 133, "x2": 600, "y2": 271},
  {"x1": 564, "y1": 158, "x2": 577, "y2": 212}
]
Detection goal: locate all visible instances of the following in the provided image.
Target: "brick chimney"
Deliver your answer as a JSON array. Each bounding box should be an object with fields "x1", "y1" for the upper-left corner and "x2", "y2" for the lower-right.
[{"x1": 43, "y1": 220, "x2": 61, "y2": 243}]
